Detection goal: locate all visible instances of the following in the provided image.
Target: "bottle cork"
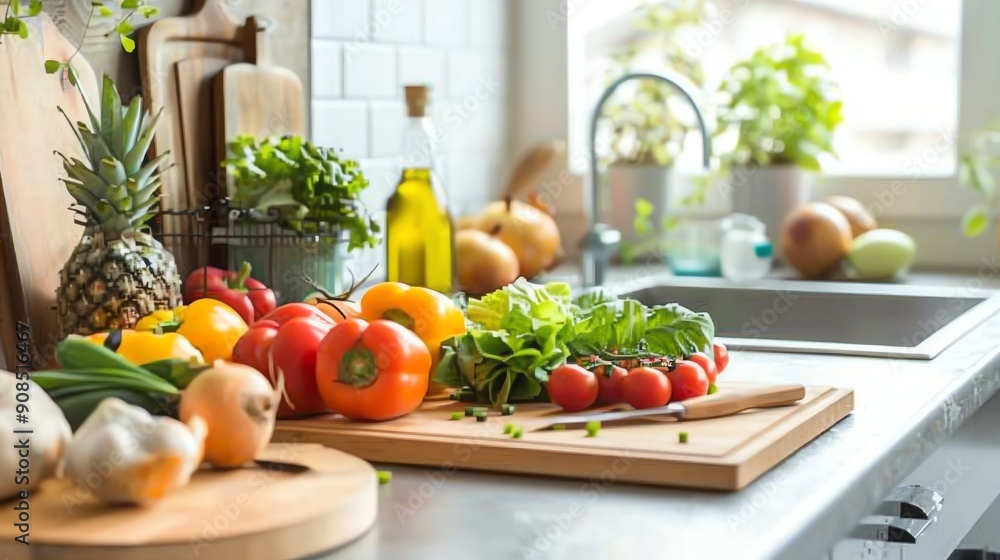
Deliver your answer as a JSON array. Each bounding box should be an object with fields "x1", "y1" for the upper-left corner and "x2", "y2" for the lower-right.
[{"x1": 405, "y1": 85, "x2": 430, "y2": 117}]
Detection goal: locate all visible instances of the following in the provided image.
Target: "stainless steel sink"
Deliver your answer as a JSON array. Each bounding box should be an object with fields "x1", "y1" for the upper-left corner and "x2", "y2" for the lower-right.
[{"x1": 618, "y1": 277, "x2": 1000, "y2": 359}]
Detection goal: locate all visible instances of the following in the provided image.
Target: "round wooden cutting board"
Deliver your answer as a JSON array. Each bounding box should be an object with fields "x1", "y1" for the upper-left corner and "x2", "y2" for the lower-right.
[{"x1": 0, "y1": 443, "x2": 377, "y2": 560}]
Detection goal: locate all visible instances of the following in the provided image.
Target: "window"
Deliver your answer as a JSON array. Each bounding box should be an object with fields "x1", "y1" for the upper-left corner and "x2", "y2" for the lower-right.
[{"x1": 572, "y1": 0, "x2": 962, "y2": 176}]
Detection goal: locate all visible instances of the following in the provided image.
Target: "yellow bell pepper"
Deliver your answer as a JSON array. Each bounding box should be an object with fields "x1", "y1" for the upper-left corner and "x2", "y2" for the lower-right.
[
  {"x1": 174, "y1": 299, "x2": 249, "y2": 362},
  {"x1": 359, "y1": 282, "x2": 466, "y2": 369},
  {"x1": 86, "y1": 331, "x2": 204, "y2": 366}
]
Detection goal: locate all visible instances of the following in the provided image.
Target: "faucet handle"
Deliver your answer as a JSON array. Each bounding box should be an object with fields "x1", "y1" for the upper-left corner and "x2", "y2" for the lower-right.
[{"x1": 582, "y1": 223, "x2": 621, "y2": 287}]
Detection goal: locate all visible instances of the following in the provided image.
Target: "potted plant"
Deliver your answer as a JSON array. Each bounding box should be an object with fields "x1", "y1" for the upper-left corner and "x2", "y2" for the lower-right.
[
  {"x1": 223, "y1": 135, "x2": 380, "y2": 301},
  {"x1": 715, "y1": 34, "x2": 843, "y2": 248},
  {"x1": 959, "y1": 122, "x2": 1000, "y2": 240},
  {"x1": 599, "y1": 1, "x2": 709, "y2": 250}
]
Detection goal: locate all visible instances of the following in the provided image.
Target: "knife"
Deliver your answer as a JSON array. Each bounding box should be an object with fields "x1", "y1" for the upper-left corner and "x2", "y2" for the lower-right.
[{"x1": 529, "y1": 383, "x2": 806, "y2": 431}]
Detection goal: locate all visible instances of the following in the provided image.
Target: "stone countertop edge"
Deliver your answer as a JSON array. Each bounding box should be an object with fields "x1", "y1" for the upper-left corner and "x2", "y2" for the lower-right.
[{"x1": 771, "y1": 343, "x2": 1000, "y2": 560}]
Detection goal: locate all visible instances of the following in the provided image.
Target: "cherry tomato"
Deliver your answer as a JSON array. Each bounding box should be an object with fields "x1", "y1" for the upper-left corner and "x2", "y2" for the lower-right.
[
  {"x1": 621, "y1": 367, "x2": 672, "y2": 409},
  {"x1": 548, "y1": 364, "x2": 598, "y2": 411},
  {"x1": 713, "y1": 341, "x2": 730, "y2": 374},
  {"x1": 665, "y1": 361, "x2": 709, "y2": 402},
  {"x1": 595, "y1": 365, "x2": 628, "y2": 403},
  {"x1": 687, "y1": 352, "x2": 718, "y2": 384}
]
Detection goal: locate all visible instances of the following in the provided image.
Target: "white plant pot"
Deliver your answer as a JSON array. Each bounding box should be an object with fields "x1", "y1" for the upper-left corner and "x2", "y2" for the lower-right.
[
  {"x1": 607, "y1": 164, "x2": 672, "y2": 243},
  {"x1": 730, "y1": 165, "x2": 812, "y2": 251}
]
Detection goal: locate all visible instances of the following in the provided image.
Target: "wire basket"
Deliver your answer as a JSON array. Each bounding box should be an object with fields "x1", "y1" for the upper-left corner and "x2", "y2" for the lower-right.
[{"x1": 157, "y1": 200, "x2": 349, "y2": 305}]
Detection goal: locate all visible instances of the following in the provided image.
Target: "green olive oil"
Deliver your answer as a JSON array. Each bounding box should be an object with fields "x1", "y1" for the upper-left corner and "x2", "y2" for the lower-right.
[{"x1": 385, "y1": 86, "x2": 454, "y2": 293}]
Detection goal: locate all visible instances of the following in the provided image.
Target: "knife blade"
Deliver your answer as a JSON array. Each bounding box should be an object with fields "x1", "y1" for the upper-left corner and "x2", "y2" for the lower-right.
[{"x1": 529, "y1": 383, "x2": 806, "y2": 431}]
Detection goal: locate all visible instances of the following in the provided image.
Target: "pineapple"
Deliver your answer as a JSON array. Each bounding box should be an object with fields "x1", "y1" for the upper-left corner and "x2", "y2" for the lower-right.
[{"x1": 55, "y1": 75, "x2": 181, "y2": 337}]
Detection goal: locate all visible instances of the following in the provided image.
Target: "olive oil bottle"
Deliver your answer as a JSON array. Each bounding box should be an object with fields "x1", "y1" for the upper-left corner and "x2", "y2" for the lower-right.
[{"x1": 385, "y1": 86, "x2": 455, "y2": 293}]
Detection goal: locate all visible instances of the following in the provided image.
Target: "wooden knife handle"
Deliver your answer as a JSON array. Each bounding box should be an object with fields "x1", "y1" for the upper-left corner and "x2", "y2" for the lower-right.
[{"x1": 678, "y1": 384, "x2": 806, "y2": 420}]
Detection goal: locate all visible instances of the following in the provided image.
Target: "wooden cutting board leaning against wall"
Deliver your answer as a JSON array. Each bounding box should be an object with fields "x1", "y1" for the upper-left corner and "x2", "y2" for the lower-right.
[
  {"x1": 214, "y1": 16, "x2": 306, "y2": 158},
  {"x1": 0, "y1": 14, "x2": 99, "y2": 370},
  {"x1": 138, "y1": 0, "x2": 254, "y2": 275},
  {"x1": 275, "y1": 383, "x2": 855, "y2": 491}
]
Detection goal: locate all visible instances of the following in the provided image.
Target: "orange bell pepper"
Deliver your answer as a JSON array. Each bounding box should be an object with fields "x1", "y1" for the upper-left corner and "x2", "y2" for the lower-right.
[
  {"x1": 315, "y1": 318, "x2": 430, "y2": 420},
  {"x1": 359, "y1": 282, "x2": 465, "y2": 369}
]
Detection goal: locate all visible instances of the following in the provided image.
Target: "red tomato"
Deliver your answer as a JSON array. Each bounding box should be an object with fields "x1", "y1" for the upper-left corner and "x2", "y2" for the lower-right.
[
  {"x1": 261, "y1": 303, "x2": 334, "y2": 326},
  {"x1": 595, "y1": 365, "x2": 628, "y2": 403},
  {"x1": 687, "y1": 352, "x2": 718, "y2": 384},
  {"x1": 547, "y1": 364, "x2": 598, "y2": 411},
  {"x1": 713, "y1": 341, "x2": 730, "y2": 374},
  {"x1": 232, "y1": 316, "x2": 333, "y2": 417},
  {"x1": 620, "y1": 367, "x2": 671, "y2": 409},
  {"x1": 665, "y1": 361, "x2": 709, "y2": 402}
]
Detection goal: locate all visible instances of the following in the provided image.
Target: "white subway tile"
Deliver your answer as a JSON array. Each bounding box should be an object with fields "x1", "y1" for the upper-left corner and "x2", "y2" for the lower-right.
[
  {"x1": 372, "y1": 0, "x2": 423, "y2": 43},
  {"x1": 344, "y1": 45, "x2": 398, "y2": 98},
  {"x1": 312, "y1": 0, "x2": 370, "y2": 40},
  {"x1": 311, "y1": 41, "x2": 343, "y2": 98},
  {"x1": 468, "y1": 0, "x2": 507, "y2": 49},
  {"x1": 312, "y1": 100, "x2": 370, "y2": 159},
  {"x1": 370, "y1": 101, "x2": 405, "y2": 157},
  {"x1": 424, "y1": 0, "x2": 467, "y2": 47},
  {"x1": 448, "y1": 156, "x2": 497, "y2": 207},
  {"x1": 448, "y1": 51, "x2": 505, "y2": 98},
  {"x1": 398, "y1": 47, "x2": 447, "y2": 94}
]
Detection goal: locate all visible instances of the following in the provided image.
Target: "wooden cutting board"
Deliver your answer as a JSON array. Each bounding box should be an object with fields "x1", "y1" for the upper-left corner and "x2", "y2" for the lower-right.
[
  {"x1": 0, "y1": 444, "x2": 378, "y2": 560},
  {"x1": 213, "y1": 16, "x2": 306, "y2": 160},
  {"x1": 275, "y1": 383, "x2": 854, "y2": 491},
  {"x1": 0, "y1": 13, "x2": 99, "y2": 370},
  {"x1": 138, "y1": 0, "x2": 253, "y2": 274}
]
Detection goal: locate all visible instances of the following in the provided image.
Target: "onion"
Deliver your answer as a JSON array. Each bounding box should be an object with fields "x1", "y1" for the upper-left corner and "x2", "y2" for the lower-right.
[
  {"x1": 781, "y1": 202, "x2": 853, "y2": 279},
  {"x1": 824, "y1": 195, "x2": 878, "y2": 238},
  {"x1": 456, "y1": 229, "x2": 520, "y2": 294},
  {"x1": 474, "y1": 201, "x2": 562, "y2": 278},
  {"x1": 179, "y1": 361, "x2": 280, "y2": 468}
]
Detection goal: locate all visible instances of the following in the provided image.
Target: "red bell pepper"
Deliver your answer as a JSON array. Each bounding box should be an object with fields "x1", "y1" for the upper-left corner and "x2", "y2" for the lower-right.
[{"x1": 184, "y1": 262, "x2": 276, "y2": 324}]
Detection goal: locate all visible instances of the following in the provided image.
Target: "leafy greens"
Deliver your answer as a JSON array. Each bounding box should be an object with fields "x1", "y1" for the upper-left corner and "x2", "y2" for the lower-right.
[{"x1": 435, "y1": 279, "x2": 715, "y2": 406}]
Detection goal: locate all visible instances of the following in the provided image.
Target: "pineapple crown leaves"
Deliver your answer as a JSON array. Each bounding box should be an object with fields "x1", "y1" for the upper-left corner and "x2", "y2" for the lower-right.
[{"x1": 57, "y1": 74, "x2": 172, "y2": 234}]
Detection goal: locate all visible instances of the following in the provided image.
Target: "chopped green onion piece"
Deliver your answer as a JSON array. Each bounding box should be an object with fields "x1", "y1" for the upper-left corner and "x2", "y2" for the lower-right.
[
  {"x1": 450, "y1": 412, "x2": 463, "y2": 420},
  {"x1": 475, "y1": 411, "x2": 488, "y2": 422},
  {"x1": 377, "y1": 470, "x2": 392, "y2": 484},
  {"x1": 707, "y1": 383, "x2": 718, "y2": 395},
  {"x1": 503, "y1": 423, "x2": 514, "y2": 434},
  {"x1": 464, "y1": 406, "x2": 475, "y2": 416},
  {"x1": 585, "y1": 420, "x2": 601, "y2": 437},
  {"x1": 678, "y1": 431, "x2": 689, "y2": 444},
  {"x1": 552, "y1": 424, "x2": 566, "y2": 431},
  {"x1": 501, "y1": 404, "x2": 516, "y2": 415},
  {"x1": 511, "y1": 427, "x2": 524, "y2": 439}
]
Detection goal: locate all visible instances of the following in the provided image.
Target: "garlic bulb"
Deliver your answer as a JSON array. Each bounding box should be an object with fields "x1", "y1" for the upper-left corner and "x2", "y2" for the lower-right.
[
  {"x1": 65, "y1": 398, "x2": 206, "y2": 504},
  {"x1": 0, "y1": 373, "x2": 72, "y2": 500}
]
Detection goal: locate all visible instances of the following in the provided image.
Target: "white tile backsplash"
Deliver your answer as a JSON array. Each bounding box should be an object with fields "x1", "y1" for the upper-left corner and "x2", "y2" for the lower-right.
[
  {"x1": 370, "y1": 101, "x2": 405, "y2": 157},
  {"x1": 398, "y1": 47, "x2": 447, "y2": 93},
  {"x1": 424, "y1": 0, "x2": 468, "y2": 47},
  {"x1": 372, "y1": 0, "x2": 423, "y2": 43},
  {"x1": 311, "y1": 41, "x2": 343, "y2": 98},
  {"x1": 312, "y1": 100, "x2": 370, "y2": 159},
  {"x1": 312, "y1": 0, "x2": 370, "y2": 40},
  {"x1": 310, "y1": 0, "x2": 508, "y2": 211},
  {"x1": 344, "y1": 44, "x2": 398, "y2": 98}
]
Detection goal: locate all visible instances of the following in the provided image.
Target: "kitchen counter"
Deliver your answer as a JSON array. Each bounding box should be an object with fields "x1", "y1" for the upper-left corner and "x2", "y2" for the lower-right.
[{"x1": 328, "y1": 268, "x2": 1000, "y2": 560}]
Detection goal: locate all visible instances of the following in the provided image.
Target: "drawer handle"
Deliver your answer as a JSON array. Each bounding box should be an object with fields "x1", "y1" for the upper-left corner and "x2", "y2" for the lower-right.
[{"x1": 873, "y1": 484, "x2": 943, "y2": 520}]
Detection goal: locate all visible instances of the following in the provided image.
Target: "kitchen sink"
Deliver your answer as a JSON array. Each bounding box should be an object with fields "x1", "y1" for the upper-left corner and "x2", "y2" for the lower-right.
[{"x1": 618, "y1": 277, "x2": 1000, "y2": 359}]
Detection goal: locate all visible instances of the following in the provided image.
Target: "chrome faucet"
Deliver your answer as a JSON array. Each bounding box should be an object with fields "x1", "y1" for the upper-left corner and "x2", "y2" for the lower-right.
[{"x1": 581, "y1": 71, "x2": 712, "y2": 287}]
